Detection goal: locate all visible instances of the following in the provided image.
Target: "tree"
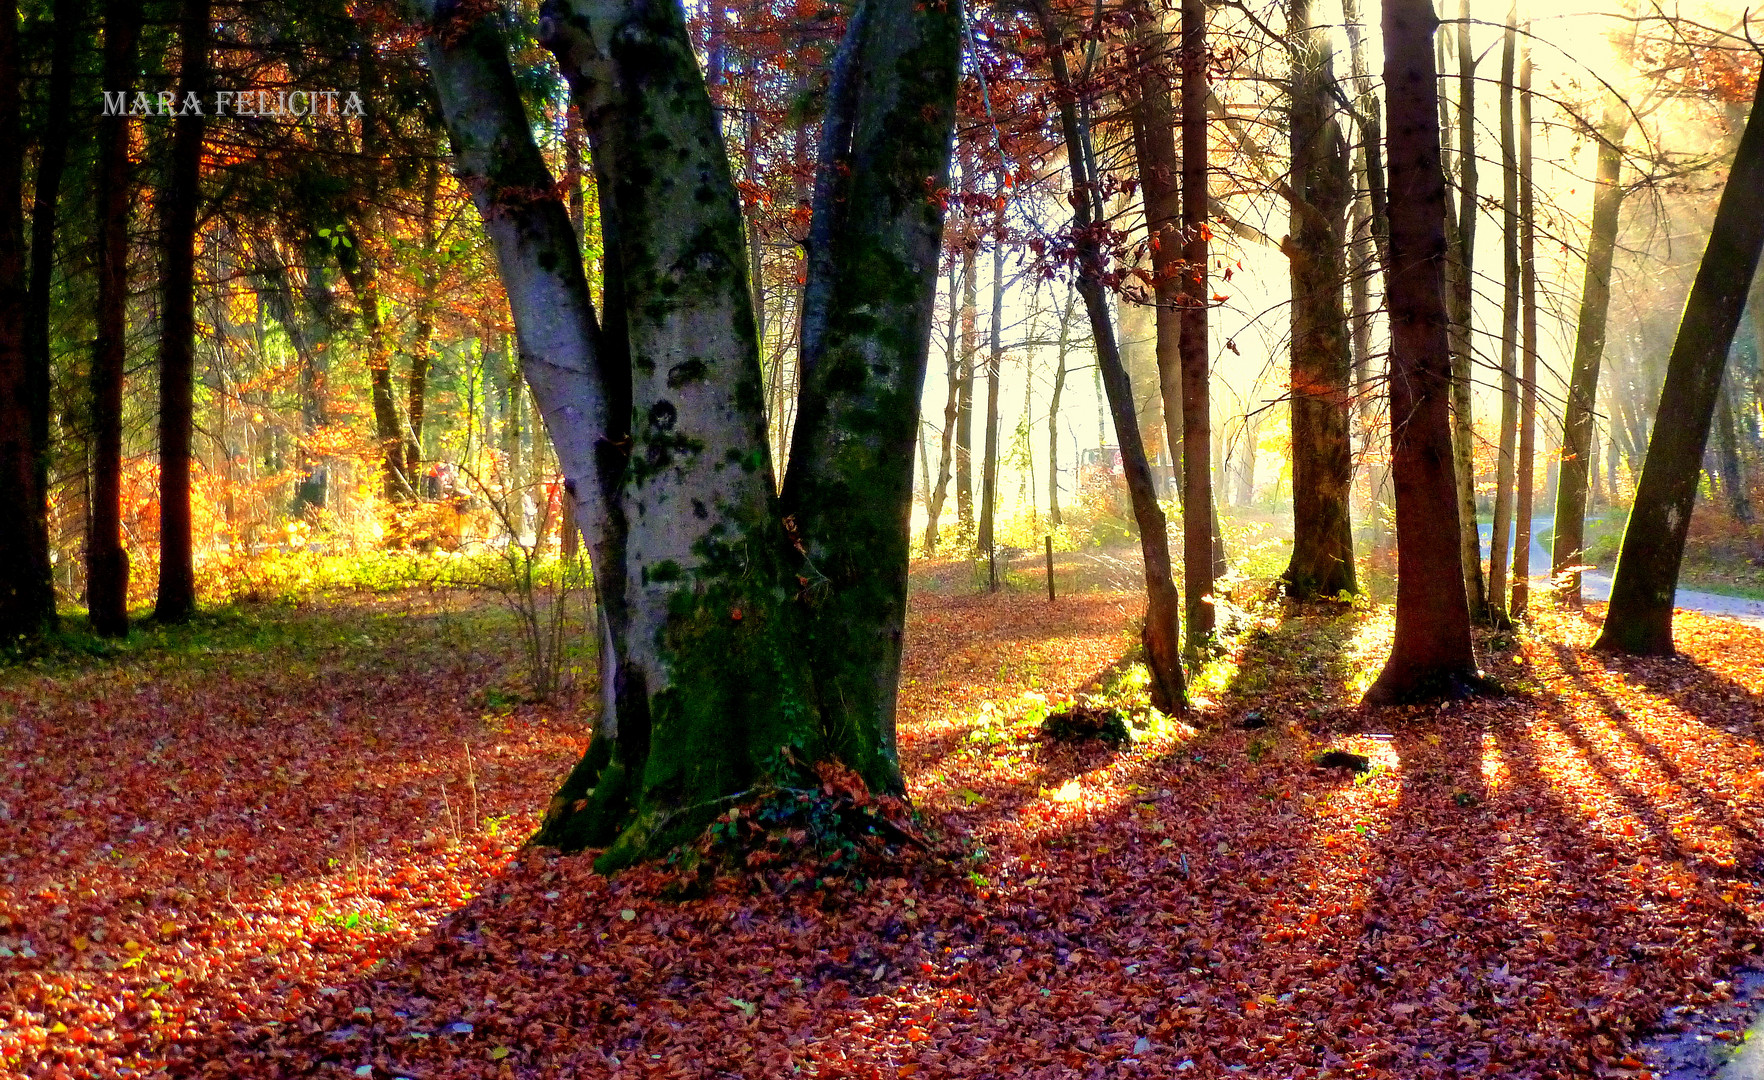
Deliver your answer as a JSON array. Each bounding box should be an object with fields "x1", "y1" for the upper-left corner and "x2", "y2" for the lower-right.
[
  {"x1": 153, "y1": 0, "x2": 212, "y2": 625},
  {"x1": 0, "y1": 0, "x2": 53, "y2": 643},
  {"x1": 417, "y1": 0, "x2": 960, "y2": 868},
  {"x1": 1485, "y1": 8, "x2": 1519, "y2": 626},
  {"x1": 1034, "y1": 0, "x2": 1189, "y2": 713},
  {"x1": 1510, "y1": 29, "x2": 1538, "y2": 618},
  {"x1": 1362, "y1": 0, "x2": 1480, "y2": 706},
  {"x1": 1595, "y1": 72, "x2": 1764, "y2": 655},
  {"x1": 1281, "y1": 0, "x2": 1357, "y2": 599},
  {"x1": 1179, "y1": 0, "x2": 1214, "y2": 652},
  {"x1": 88, "y1": 0, "x2": 141, "y2": 638},
  {"x1": 1551, "y1": 100, "x2": 1631, "y2": 605}
]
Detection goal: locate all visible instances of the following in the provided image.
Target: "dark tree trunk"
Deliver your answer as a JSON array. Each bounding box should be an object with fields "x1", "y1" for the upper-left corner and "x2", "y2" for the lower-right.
[
  {"x1": 1595, "y1": 75, "x2": 1764, "y2": 655},
  {"x1": 12, "y1": 0, "x2": 84, "y2": 637},
  {"x1": 87, "y1": 0, "x2": 139, "y2": 637},
  {"x1": 0, "y1": 0, "x2": 55, "y2": 642},
  {"x1": 1037, "y1": 0, "x2": 1187, "y2": 712},
  {"x1": 1486, "y1": 12, "x2": 1519, "y2": 626},
  {"x1": 1363, "y1": 0, "x2": 1480, "y2": 705},
  {"x1": 1511, "y1": 34, "x2": 1538, "y2": 618},
  {"x1": 1049, "y1": 288, "x2": 1077, "y2": 526},
  {"x1": 1716, "y1": 379, "x2": 1752, "y2": 523},
  {"x1": 406, "y1": 155, "x2": 441, "y2": 482},
  {"x1": 1180, "y1": 0, "x2": 1215, "y2": 651},
  {"x1": 1441, "y1": 0, "x2": 1484, "y2": 619},
  {"x1": 1551, "y1": 108, "x2": 1629, "y2": 603},
  {"x1": 1282, "y1": 0, "x2": 1357, "y2": 599}
]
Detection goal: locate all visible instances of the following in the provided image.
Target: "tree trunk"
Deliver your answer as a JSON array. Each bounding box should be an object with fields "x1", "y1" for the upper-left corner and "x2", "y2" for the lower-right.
[
  {"x1": 152, "y1": 0, "x2": 209, "y2": 625},
  {"x1": 1441, "y1": 0, "x2": 1485, "y2": 619},
  {"x1": 1486, "y1": 11, "x2": 1520, "y2": 627},
  {"x1": 1362, "y1": 0, "x2": 1480, "y2": 705},
  {"x1": 1595, "y1": 74, "x2": 1764, "y2": 655},
  {"x1": 1511, "y1": 33, "x2": 1537, "y2": 618},
  {"x1": 86, "y1": 0, "x2": 139, "y2": 637},
  {"x1": 977, "y1": 233, "x2": 1004, "y2": 562},
  {"x1": 1716, "y1": 378, "x2": 1753, "y2": 523},
  {"x1": 1037, "y1": 0, "x2": 1187, "y2": 711},
  {"x1": 924, "y1": 259, "x2": 961, "y2": 552},
  {"x1": 955, "y1": 233, "x2": 977, "y2": 532},
  {"x1": 1049, "y1": 287, "x2": 1076, "y2": 526},
  {"x1": 10, "y1": 0, "x2": 83, "y2": 639},
  {"x1": 1282, "y1": 0, "x2": 1357, "y2": 599},
  {"x1": 1551, "y1": 106, "x2": 1629, "y2": 603},
  {"x1": 1180, "y1": 0, "x2": 1215, "y2": 652},
  {"x1": 406, "y1": 155, "x2": 441, "y2": 483}
]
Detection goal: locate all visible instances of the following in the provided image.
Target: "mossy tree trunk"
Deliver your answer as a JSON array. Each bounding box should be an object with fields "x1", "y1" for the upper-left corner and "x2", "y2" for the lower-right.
[
  {"x1": 1363, "y1": 0, "x2": 1480, "y2": 706},
  {"x1": 1441, "y1": 0, "x2": 1484, "y2": 620},
  {"x1": 1486, "y1": 11, "x2": 1519, "y2": 627},
  {"x1": 1282, "y1": 0, "x2": 1357, "y2": 600},
  {"x1": 1594, "y1": 74, "x2": 1764, "y2": 656},
  {"x1": 417, "y1": 0, "x2": 958, "y2": 869},
  {"x1": 1511, "y1": 34, "x2": 1538, "y2": 618}
]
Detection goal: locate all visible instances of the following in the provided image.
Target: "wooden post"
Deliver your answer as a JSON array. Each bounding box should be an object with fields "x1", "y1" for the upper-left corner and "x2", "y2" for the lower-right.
[{"x1": 1046, "y1": 534, "x2": 1056, "y2": 601}]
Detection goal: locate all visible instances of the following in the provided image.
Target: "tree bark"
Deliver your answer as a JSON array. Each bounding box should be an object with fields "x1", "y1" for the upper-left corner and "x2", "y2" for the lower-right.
[
  {"x1": 1049, "y1": 287, "x2": 1077, "y2": 526},
  {"x1": 977, "y1": 233, "x2": 1004, "y2": 561},
  {"x1": 1362, "y1": 0, "x2": 1480, "y2": 705},
  {"x1": 1551, "y1": 106, "x2": 1629, "y2": 604},
  {"x1": 0, "y1": 0, "x2": 53, "y2": 642},
  {"x1": 1595, "y1": 74, "x2": 1764, "y2": 655},
  {"x1": 152, "y1": 0, "x2": 210, "y2": 625},
  {"x1": 955, "y1": 231, "x2": 977, "y2": 533},
  {"x1": 87, "y1": 0, "x2": 139, "y2": 637},
  {"x1": 1441, "y1": 0, "x2": 1485, "y2": 619},
  {"x1": 1715, "y1": 378, "x2": 1752, "y2": 523},
  {"x1": 406, "y1": 155, "x2": 442, "y2": 483},
  {"x1": 924, "y1": 259, "x2": 961, "y2": 551},
  {"x1": 1486, "y1": 11, "x2": 1519, "y2": 626},
  {"x1": 1282, "y1": 0, "x2": 1357, "y2": 599},
  {"x1": 1037, "y1": 0, "x2": 1187, "y2": 711},
  {"x1": 1180, "y1": 0, "x2": 1214, "y2": 652},
  {"x1": 1511, "y1": 33, "x2": 1537, "y2": 618}
]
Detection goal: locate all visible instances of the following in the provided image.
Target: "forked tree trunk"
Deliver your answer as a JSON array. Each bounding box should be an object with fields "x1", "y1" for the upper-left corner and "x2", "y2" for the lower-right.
[
  {"x1": 425, "y1": 0, "x2": 959, "y2": 868},
  {"x1": 1180, "y1": 0, "x2": 1215, "y2": 652},
  {"x1": 1362, "y1": 0, "x2": 1480, "y2": 706},
  {"x1": 87, "y1": 0, "x2": 139, "y2": 637},
  {"x1": 1486, "y1": 11, "x2": 1519, "y2": 626},
  {"x1": 1282, "y1": 0, "x2": 1357, "y2": 599},
  {"x1": 1511, "y1": 34, "x2": 1538, "y2": 618},
  {"x1": 153, "y1": 0, "x2": 210, "y2": 625},
  {"x1": 1552, "y1": 106, "x2": 1630, "y2": 604},
  {"x1": 1595, "y1": 74, "x2": 1764, "y2": 655},
  {"x1": 1037, "y1": 0, "x2": 1187, "y2": 711}
]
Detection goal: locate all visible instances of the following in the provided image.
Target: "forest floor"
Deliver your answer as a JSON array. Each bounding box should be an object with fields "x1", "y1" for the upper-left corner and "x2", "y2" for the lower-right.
[{"x1": 4, "y1": 559, "x2": 1764, "y2": 1079}]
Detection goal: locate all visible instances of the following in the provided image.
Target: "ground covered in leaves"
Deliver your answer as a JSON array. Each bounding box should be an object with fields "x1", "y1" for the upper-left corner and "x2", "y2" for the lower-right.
[{"x1": 4, "y1": 565, "x2": 1764, "y2": 1079}]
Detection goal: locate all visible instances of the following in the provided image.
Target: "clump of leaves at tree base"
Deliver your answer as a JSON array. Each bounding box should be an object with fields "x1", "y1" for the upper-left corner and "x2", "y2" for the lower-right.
[{"x1": 1039, "y1": 704, "x2": 1131, "y2": 746}]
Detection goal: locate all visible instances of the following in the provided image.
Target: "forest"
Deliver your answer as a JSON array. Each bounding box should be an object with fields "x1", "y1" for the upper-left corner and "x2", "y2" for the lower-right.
[{"x1": 3, "y1": 0, "x2": 1764, "y2": 1074}]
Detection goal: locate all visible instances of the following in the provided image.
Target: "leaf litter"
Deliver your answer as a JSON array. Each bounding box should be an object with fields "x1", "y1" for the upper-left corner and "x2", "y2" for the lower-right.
[{"x1": 2, "y1": 587, "x2": 1764, "y2": 1078}]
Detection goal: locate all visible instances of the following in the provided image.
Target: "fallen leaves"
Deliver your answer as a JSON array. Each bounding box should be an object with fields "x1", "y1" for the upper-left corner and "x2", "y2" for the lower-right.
[{"x1": 4, "y1": 586, "x2": 1764, "y2": 1078}]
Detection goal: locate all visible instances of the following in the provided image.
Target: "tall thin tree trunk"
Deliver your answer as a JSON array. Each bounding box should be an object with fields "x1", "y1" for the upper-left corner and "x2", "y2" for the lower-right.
[
  {"x1": 1180, "y1": 0, "x2": 1215, "y2": 651},
  {"x1": 924, "y1": 259, "x2": 961, "y2": 551},
  {"x1": 977, "y1": 230, "x2": 1004, "y2": 562},
  {"x1": 1037, "y1": 0, "x2": 1187, "y2": 711},
  {"x1": 1049, "y1": 287, "x2": 1077, "y2": 526},
  {"x1": 1595, "y1": 73, "x2": 1764, "y2": 655},
  {"x1": 1442, "y1": 0, "x2": 1485, "y2": 618},
  {"x1": 87, "y1": 0, "x2": 139, "y2": 637},
  {"x1": 1363, "y1": 0, "x2": 1480, "y2": 705},
  {"x1": 1551, "y1": 106, "x2": 1630, "y2": 603},
  {"x1": 1511, "y1": 31, "x2": 1538, "y2": 617},
  {"x1": 955, "y1": 234, "x2": 977, "y2": 532},
  {"x1": 406, "y1": 155, "x2": 441, "y2": 483},
  {"x1": 1486, "y1": 10, "x2": 1520, "y2": 626},
  {"x1": 1283, "y1": 0, "x2": 1357, "y2": 599},
  {"x1": 153, "y1": 0, "x2": 210, "y2": 625},
  {"x1": 1716, "y1": 379, "x2": 1752, "y2": 523}
]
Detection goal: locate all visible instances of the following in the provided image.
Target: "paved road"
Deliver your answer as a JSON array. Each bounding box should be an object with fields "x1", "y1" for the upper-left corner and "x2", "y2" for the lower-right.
[{"x1": 1478, "y1": 517, "x2": 1764, "y2": 628}]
